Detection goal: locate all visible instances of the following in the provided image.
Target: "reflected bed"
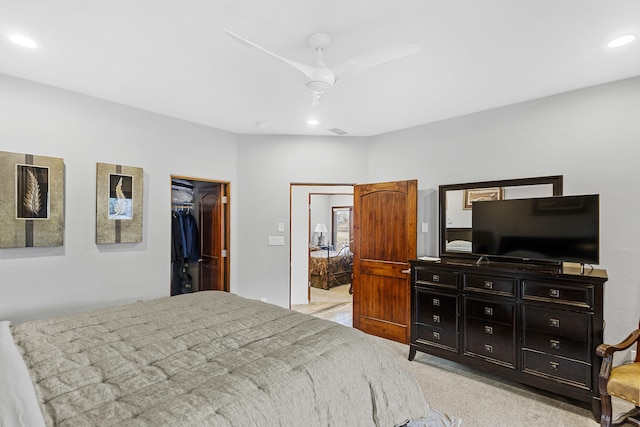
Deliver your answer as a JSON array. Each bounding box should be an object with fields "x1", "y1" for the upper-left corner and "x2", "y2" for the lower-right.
[{"x1": 444, "y1": 228, "x2": 472, "y2": 253}]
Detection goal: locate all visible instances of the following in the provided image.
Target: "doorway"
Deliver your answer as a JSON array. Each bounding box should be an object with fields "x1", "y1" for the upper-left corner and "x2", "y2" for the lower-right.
[
  {"x1": 171, "y1": 175, "x2": 230, "y2": 295},
  {"x1": 309, "y1": 193, "x2": 353, "y2": 304},
  {"x1": 290, "y1": 184, "x2": 353, "y2": 306}
]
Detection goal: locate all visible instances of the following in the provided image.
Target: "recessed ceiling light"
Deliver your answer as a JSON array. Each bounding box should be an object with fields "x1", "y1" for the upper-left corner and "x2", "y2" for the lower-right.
[
  {"x1": 9, "y1": 35, "x2": 38, "y2": 48},
  {"x1": 307, "y1": 119, "x2": 319, "y2": 125},
  {"x1": 608, "y1": 34, "x2": 637, "y2": 48}
]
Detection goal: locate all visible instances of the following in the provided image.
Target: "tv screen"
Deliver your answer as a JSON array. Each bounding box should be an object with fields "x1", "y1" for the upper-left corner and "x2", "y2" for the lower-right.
[{"x1": 472, "y1": 194, "x2": 599, "y2": 264}]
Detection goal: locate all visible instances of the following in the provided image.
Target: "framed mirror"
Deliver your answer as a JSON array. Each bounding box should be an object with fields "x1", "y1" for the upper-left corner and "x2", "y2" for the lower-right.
[{"x1": 439, "y1": 176, "x2": 563, "y2": 258}]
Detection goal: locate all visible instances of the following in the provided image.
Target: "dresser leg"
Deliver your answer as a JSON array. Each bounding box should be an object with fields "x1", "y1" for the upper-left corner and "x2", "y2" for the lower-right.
[{"x1": 408, "y1": 345, "x2": 417, "y2": 361}]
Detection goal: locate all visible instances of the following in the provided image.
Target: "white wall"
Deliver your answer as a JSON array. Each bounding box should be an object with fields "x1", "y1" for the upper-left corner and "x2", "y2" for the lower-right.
[
  {"x1": 369, "y1": 75, "x2": 640, "y2": 343},
  {"x1": 3, "y1": 71, "x2": 639, "y2": 347},
  {"x1": 310, "y1": 195, "x2": 331, "y2": 246},
  {"x1": 235, "y1": 135, "x2": 368, "y2": 307},
  {"x1": 0, "y1": 74, "x2": 239, "y2": 322}
]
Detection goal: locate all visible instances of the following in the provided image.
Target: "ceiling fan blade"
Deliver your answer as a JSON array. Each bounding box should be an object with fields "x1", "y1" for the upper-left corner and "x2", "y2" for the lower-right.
[
  {"x1": 332, "y1": 44, "x2": 422, "y2": 83},
  {"x1": 223, "y1": 29, "x2": 319, "y2": 81}
]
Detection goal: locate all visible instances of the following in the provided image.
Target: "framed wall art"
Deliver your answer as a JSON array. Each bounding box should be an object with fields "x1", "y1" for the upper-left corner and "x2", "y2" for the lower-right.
[
  {"x1": 0, "y1": 151, "x2": 64, "y2": 248},
  {"x1": 463, "y1": 187, "x2": 503, "y2": 209},
  {"x1": 96, "y1": 162, "x2": 143, "y2": 244}
]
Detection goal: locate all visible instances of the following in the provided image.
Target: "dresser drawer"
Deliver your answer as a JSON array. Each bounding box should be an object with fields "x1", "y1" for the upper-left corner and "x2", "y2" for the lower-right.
[
  {"x1": 464, "y1": 317, "x2": 516, "y2": 367},
  {"x1": 465, "y1": 297, "x2": 515, "y2": 325},
  {"x1": 523, "y1": 305, "x2": 591, "y2": 337},
  {"x1": 522, "y1": 349, "x2": 591, "y2": 389},
  {"x1": 415, "y1": 267, "x2": 458, "y2": 289},
  {"x1": 415, "y1": 324, "x2": 458, "y2": 352},
  {"x1": 523, "y1": 330, "x2": 589, "y2": 362},
  {"x1": 464, "y1": 274, "x2": 516, "y2": 297},
  {"x1": 522, "y1": 280, "x2": 593, "y2": 308},
  {"x1": 415, "y1": 289, "x2": 458, "y2": 328}
]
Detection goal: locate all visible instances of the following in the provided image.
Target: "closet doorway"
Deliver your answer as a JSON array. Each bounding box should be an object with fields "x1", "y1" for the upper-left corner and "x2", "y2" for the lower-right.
[{"x1": 171, "y1": 176, "x2": 230, "y2": 295}]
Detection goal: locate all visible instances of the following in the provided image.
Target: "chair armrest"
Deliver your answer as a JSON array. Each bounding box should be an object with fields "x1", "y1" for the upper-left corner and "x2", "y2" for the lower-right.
[
  {"x1": 596, "y1": 328, "x2": 640, "y2": 358},
  {"x1": 597, "y1": 328, "x2": 640, "y2": 397}
]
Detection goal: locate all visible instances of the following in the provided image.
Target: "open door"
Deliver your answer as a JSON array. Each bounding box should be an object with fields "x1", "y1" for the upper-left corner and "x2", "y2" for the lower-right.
[
  {"x1": 352, "y1": 180, "x2": 417, "y2": 343},
  {"x1": 199, "y1": 184, "x2": 228, "y2": 291}
]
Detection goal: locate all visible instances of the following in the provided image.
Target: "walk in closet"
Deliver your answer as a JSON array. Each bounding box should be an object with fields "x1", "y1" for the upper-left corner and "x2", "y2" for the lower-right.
[{"x1": 171, "y1": 176, "x2": 230, "y2": 295}]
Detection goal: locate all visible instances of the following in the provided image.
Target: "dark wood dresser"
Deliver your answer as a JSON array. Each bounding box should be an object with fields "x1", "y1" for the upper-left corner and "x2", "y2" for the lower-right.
[{"x1": 409, "y1": 258, "x2": 608, "y2": 419}]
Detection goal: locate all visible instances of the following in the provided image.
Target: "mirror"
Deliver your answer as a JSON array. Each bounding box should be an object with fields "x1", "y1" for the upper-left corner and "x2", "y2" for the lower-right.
[{"x1": 439, "y1": 176, "x2": 563, "y2": 258}]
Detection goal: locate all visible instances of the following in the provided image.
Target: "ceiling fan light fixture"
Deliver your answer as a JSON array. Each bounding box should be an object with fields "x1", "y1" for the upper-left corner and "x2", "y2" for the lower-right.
[{"x1": 306, "y1": 80, "x2": 332, "y2": 94}]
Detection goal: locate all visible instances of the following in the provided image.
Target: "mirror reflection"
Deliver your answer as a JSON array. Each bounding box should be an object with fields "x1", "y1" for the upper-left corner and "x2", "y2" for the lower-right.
[{"x1": 439, "y1": 176, "x2": 563, "y2": 258}]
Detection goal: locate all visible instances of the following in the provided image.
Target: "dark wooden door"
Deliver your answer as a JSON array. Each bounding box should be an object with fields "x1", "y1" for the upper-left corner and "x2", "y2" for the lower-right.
[
  {"x1": 199, "y1": 184, "x2": 228, "y2": 291},
  {"x1": 352, "y1": 180, "x2": 417, "y2": 344}
]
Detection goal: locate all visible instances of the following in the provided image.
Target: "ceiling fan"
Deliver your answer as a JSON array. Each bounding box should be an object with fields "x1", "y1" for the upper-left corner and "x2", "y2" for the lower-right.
[{"x1": 223, "y1": 29, "x2": 422, "y2": 98}]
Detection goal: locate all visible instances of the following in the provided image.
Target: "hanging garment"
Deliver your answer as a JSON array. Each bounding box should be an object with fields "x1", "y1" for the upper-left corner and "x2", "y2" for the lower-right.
[
  {"x1": 177, "y1": 211, "x2": 199, "y2": 263},
  {"x1": 171, "y1": 214, "x2": 184, "y2": 296},
  {"x1": 171, "y1": 210, "x2": 200, "y2": 295}
]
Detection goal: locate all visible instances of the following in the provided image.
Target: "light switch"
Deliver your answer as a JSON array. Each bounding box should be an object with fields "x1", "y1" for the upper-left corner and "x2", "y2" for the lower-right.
[
  {"x1": 421, "y1": 222, "x2": 429, "y2": 233},
  {"x1": 278, "y1": 222, "x2": 285, "y2": 232},
  {"x1": 268, "y1": 236, "x2": 285, "y2": 246}
]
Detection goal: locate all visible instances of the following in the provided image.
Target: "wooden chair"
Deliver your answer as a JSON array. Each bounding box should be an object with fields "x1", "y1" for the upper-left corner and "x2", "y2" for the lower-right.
[{"x1": 597, "y1": 320, "x2": 640, "y2": 427}]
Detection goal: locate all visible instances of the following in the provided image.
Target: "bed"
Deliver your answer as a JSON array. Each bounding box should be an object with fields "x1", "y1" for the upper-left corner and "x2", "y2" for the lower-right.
[
  {"x1": 444, "y1": 228, "x2": 472, "y2": 253},
  {"x1": 2, "y1": 291, "x2": 458, "y2": 427},
  {"x1": 309, "y1": 246, "x2": 353, "y2": 290}
]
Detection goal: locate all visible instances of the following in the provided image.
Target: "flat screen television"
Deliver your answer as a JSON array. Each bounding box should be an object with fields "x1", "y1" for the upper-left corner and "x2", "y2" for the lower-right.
[{"x1": 472, "y1": 194, "x2": 599, "y2": 265}]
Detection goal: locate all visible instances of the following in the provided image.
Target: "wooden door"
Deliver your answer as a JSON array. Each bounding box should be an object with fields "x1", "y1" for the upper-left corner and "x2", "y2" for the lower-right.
[
  {"x1": 199, "y1": 184, "x2": 228, "y2": 291},
  {"x1": 352, "y1": 180, "x2": 417, "y2": 343}
]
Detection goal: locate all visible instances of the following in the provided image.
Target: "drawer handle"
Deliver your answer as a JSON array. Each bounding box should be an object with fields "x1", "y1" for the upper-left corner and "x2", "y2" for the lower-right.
[
  {"x1": 550, "y1": 318, "x2": 560, "y2": 328},
  {"x1": 484, "y1": 307, "x2": 493, "y2": 316},
  {"x1": 432, "y1": 274, "x2": 440, "y2": 283},
  {"x1": 550, "y1": 339, "x2": 560, "y2": 349},
  {"x1": 484, "y1": 344, "x2": 493, "y2": 353},
  {"x1": 433, "y1": 298, "x2": 440, "y2": 307},
  {"x1": 550, "y1": 289, "x2": 560, "y2": 298},
  {"x1": 550, "y1": 361, "x2": 559, "y2": 371},
  {"x1": 484, "y1": 281, "x2": 493, "y2": 290},
  {"x1": 433, "y1": 331, "x2": 440, "y2": 340},
  {"x1": 433, "y1": 315, "x2": 440, "y2": 323},
  {"x1": 484, "y1": 326, "x2": 493, "y2": 335}
]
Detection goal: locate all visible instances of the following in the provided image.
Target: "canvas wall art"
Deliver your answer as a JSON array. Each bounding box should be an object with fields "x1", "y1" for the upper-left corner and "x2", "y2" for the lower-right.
[
  {"x1": 0, "y1": 151, "x2": 64, "y2": 248},
  {"x1": 96, "y1": 162, "x2": 143, "y2": 244}
]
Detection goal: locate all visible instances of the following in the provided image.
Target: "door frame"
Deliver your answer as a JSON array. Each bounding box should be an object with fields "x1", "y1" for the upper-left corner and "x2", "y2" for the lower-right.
[
  {"x1": 289, "y1": 183, "x2": 354, "y2": 306},
  {"x1": 171, "y1": 175, "x2": 230, "y2": 293}
]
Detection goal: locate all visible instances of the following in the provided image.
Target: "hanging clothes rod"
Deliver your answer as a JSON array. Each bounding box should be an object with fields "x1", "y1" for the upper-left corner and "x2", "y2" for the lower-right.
[
  {"x1": 172, "y1": 180, "x2": 195, "y2": 189},
  {"x1": 172, "y1": 203, "x2": 194, "y2": 210}
]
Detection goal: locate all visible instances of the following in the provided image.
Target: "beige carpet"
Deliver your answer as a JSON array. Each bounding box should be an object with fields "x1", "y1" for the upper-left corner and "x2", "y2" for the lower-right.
[
  {"x1": 296, "y1": 290, "x2": 632, "y2": 426},
  {"x1": 371, "y1": 335, "x2": 608, "y2": 427}
]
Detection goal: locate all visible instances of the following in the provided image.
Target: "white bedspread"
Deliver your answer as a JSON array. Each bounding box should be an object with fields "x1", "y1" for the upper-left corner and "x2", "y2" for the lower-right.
[
  {"x1": 0, "y1": 321, "x2": 46, "y2": 427},
  {"x1": 9, "y1": 291, "x2": 433, "y2": 426}
]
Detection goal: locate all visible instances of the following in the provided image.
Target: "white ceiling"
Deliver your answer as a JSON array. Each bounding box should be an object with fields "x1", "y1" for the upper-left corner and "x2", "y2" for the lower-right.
[{"x1": 1, "y1": 0, "x2": 639, "y2": 137}]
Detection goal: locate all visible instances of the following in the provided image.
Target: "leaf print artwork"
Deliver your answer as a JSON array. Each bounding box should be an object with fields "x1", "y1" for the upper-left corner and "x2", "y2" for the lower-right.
[
  {"x1": 23, "y1": 169, "x2": 42, "y2": 215},
  {"x1": 108, "y1": 174, "x2": 133, "y2": 220},
  {"x1": 113, "y1": 177, "x2": 127, "y2": 215},
  {"x1": 16, "y1": 164, "x2": 49, "y2": 219}
]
